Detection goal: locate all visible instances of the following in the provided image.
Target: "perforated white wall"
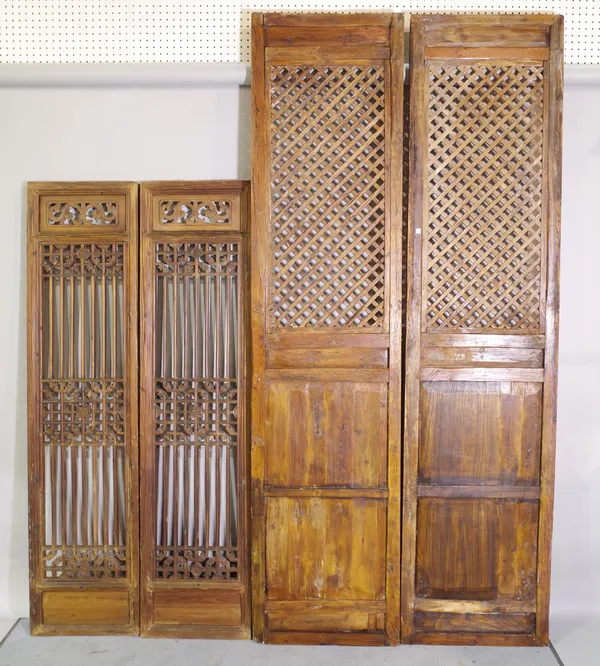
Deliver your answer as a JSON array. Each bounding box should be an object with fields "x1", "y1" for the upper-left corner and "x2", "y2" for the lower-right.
[{"x1": 0, "y1": 2, "x2": 598, "y2": 65}]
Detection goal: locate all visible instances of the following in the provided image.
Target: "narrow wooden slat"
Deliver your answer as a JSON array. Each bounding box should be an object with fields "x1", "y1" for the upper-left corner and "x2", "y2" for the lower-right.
[
  {"x1": 402, "y1": 17, "x2": 426, "y2": 642},
  {"x1": 421, "y1": 334, "x2": 546, "y2": 348},
  {"x1": 265, "y1": 631, "x2": 386, "y2": 646},
  {"x1": 267, "y1": 332, "x2": 390, "y2": 349},
  {"x1": 265, "y1": 26, "x2": 389, "y2": 47},
  {"x1": 265, "y1": 46, "x2": 390, "y2": 65},
  {"x1": 266, "y1": 368, "x2": 389, "y2": 383},
  {"x1": 264, "y1": 487, "x2": 388, "y2": 499},
  {"x1": 415, "y1": 599, "x2": 536, "y2": 614},
  {"x1": 536, "y1": 16, "x2": 564, "y2": 645},
  {"x1": 417, "y1": 485, "x2": 541, "y2": 500},
  {"x1": 421, "y1": 347, "x2": 544, "y2": 368},
  {"x1": 424, "y1": 24, "x2": 550, "y2": 48},
  {"x1": 412, "y1": 633, "x2": 536, "y2": 647},
  {"x1": 425, "y1": 46, "x2": 549, "y2": 60},
  {"x1": 266, "y1": 348, "x2": 388, "y2": 369},
  {"x1": 264, "y1": 13, "x2": 392, "y2": 27},
  {"x1": 420, "y1": 368, "x2": 544, "y2": 382}
]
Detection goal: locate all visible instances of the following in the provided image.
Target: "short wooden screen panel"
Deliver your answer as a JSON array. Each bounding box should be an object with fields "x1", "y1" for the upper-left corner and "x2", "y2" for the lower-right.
[
  {"x1": 27, "y1": 183, "x2": 139, "y2": 635},
  {"x1": 251, "y1": 13, "x2": 404, "y2": 646},
  {"x1": 403, "y1": 15, "x2": 563, "y2": 646},
  {"x1": 140, "y1": 182, "x2": 250, "y2": 638}
]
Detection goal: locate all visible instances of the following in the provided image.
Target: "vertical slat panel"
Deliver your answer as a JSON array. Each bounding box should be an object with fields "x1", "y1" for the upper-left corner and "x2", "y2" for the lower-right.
[
  {"x1": 140, "y1": 181, "x2": 250, "y2": 639},
  {"x1": 251, "y1": 13, "x2": 403, "y2": 646},
  {"x1": 27, "y1": 182, "x2": 138, "y2": 635},
  {"x1": 403, "y1": 14, "x2": 563, "y2": 647}
]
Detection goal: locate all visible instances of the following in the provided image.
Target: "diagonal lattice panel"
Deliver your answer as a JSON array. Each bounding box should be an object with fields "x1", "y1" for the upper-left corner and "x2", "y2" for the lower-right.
[
  {"x1": 269, "y1": 65, "x2": 386, "y2": 329},
  {"x1": 425, "y1": 64, "x2": 545, "y2": 332}
]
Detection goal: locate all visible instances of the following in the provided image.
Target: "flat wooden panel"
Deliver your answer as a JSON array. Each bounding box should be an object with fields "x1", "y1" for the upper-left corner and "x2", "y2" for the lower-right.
[
  {"x1": 139, "y1": 182, "x2": 250, "y2": 638},
  {"x1": 266, "y1": 382, "x2": 387, "y2": 487},
  {"x1": 419, "y1": 381, "x2": 542, "y2": 486},
  {"x1": 266, "y1": 600, "x2": 384, "y2": 632},
  {"x1": 265, "y1": 26, "x2": 390, "y2": 47},
  {"x1": 264, "y1": 13, "x2": 392, "y2": 27},
  {"x1": 252, "y1": 12, "x2": 403, "y2": 645},
  {"x1": 416, "y1": 498, "x2": 538, "y2": 601},
  {"x1": 421, "y1": 347, "x2": 543, "y2": 368},
  {"x1": 152, "y1": 589, "x2": 242, "y2": 626},
  {"x1": 266, "y1": 498, "x2": 386, "y2": 601},
  {"x1": 27, "y1": 182, "x2": 138, "y2": 636},
  {"x1": 403, "y1": 14, "x2": 562, "y2": 645},
  {"x1": 266, "y1": 347, "x2": 388, "y2": 369},
  {"x1": 415, "y1": 612, "x2": 535, "y2": 634},
  {"x1": 424, "y1": 24, "x2": 550, "y2": 48},
  {"x1": 265, "y1": 631, "x2": 387, "y2": 646},
  {"x1": 42, "y1": 590, "x2": 130, "y2": 626}
]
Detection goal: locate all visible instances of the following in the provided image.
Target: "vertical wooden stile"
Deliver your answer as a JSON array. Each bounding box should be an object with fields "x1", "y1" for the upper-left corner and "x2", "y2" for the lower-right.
[
  {"x1": 27, "y1": 182, "x2": 139, "y2": 634},
  {"x1": 402, "y1": 15, "x2": 563, "y2": 646},
  {"x1": 251, "y1": 13, "x2": 403, "y2": 645},
  {"x1": 139, "y1": 181, "x2": 250, "y2": 638}
]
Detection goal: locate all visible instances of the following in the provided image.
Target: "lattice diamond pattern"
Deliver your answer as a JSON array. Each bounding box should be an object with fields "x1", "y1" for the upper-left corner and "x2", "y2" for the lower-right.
[
  {"x1": 425, "y1": 65, "x2": 545, "y2": 331},
  {"x1": 269, "y1": 65, "x2": 386, "y2": 328}
]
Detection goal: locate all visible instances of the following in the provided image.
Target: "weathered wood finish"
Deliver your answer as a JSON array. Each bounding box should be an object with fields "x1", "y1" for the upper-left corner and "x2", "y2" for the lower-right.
[
  {"x1": 251, "y1": 12, "x2": 403, "y2": 645},
  {"x1": 402, "y1": 15, "x2": 563, "y2": 646},
  {"x1": 27, "y1": 182, "x2": 139, "y2": 634},
  {"x1": 139, "y1": 181, "x2": 250, "y2": 638}
]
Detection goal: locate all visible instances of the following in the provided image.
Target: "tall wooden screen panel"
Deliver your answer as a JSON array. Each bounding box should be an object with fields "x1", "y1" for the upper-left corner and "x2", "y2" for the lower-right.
[
  {"x1": 27, "y1": 183, "x2": 139, "y2": 634},
  {"x1": 251, "y1": 13, "x2": 404, "y2": 645},
  {"x1": 403, "y1": 15, "x2": 563, "y2": 646},
  {"x1": 139, "y1": 182, "x2": 250, "y2": 638}
]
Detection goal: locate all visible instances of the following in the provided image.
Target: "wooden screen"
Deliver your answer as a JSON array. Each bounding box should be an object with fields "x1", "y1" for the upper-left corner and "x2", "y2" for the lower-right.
[
  {"x1": 27, "y1": 182, "x2": 139, "y2": 634},
  {"x1": 139, "y1": 181, "x2": 250, "y2": 638},
  {"x1": 402, "y1": 15, "x2": 563, "y2": 646},
  {"x1": 251, "y1": 13, "x2": 404, "y2": 646}
]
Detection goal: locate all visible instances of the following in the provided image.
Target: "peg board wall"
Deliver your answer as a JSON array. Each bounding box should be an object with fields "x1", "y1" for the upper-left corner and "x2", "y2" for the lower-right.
[{"x1": 0, "y1": 2, "x2": 598, "y2": 64}]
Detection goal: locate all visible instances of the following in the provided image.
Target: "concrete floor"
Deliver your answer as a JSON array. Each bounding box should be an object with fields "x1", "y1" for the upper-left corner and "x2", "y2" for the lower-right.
[{"x1": 0, "y1": 619, "x2": 568, "y2": 666}]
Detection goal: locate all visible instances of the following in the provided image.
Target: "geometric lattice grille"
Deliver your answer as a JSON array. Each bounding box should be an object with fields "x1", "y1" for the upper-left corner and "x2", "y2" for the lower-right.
[
  {"x1": 269, "y1": 65, "x2": 386, "y2": 328},
  {"x1": 425, "y1": 65, "x2": 544, "y2": 331}
]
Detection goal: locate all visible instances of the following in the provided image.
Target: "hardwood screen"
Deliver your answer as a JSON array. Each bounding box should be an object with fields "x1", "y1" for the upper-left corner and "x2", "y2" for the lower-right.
[
  {"x1": 27, "y1": 182, "x2": 139, "y2": 634},
  {"x1": 139, "y1": 181, "x2": 250, "y2": 638},
  {"x1": 402, "y1": 15, "x2": 563, "y2": 646},
  {"x1": 251, "y1": 13, "x2": 404, "y2": 645}
]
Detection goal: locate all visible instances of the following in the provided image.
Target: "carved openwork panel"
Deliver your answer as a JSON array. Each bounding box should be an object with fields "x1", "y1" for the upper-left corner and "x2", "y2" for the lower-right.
[
  {"x1": 425, "y1": 65, "x2": 545, "y2": 332},
  {"x1": 155, "y1": 379, "x2": 237, "y2": 445},
  {"x1": 28, "y1": 183, "x2": 137, "y2": 631},
  {"x1": 152, "y1": 240, "x2": 241, "y2": 582},
  {"x1": 44, "y1": 546, "x2": 127, "y2": 580},
  {"x1": 48, "y1": 201, "x2": 118, "y2": 226},
  {"x1": 140, "y1": 181, "x2": 248, "y2": 636},
  {"x1": 42, "y1": 380, "x2": 125, "y2": 446},
  {"x1": 39, "y1": 195, "x2": 127, "y2": 233},
  {"x1": 159, "y1": 200, "x2": 231, "y2": 226},
  {"x1": 269, "y1": 65, "x2": 387, "y2": 329},
  {"x1": 41, "y1": 243, "x2": 124, "y2": 276}
]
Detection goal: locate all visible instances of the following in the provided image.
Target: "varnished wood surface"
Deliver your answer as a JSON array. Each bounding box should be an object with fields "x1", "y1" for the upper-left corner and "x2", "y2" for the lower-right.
[
  {"x1": 402, "y1": 13, "x2": 563, "y2": 646},
  {"x1": 27, "y1": 182, "x2": 139, "y2": 635},
  {"x1": 139, "y1": 181, "x2": 250, "y2": 638},
  {"x1": 251, "y1": 12, "x2": 403, "y2": 644}
]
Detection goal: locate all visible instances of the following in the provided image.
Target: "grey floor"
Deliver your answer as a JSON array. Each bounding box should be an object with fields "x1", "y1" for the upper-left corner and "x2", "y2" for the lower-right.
[{"x1": 0, "y1": 619, "x2": 585, "y2": 666}]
